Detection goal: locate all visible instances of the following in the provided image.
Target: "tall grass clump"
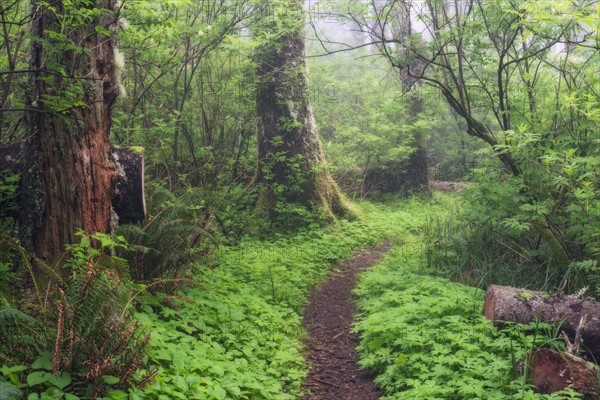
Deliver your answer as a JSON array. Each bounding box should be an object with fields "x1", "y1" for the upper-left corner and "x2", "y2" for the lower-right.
[{"x1": 422, "y1": 189, "x2": 568, "y2": 292}]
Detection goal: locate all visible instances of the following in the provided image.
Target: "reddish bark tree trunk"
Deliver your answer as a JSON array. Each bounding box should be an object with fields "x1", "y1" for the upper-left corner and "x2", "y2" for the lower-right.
[{"x1": 22, "y1": 1, "x2": 121, "y2": 263}]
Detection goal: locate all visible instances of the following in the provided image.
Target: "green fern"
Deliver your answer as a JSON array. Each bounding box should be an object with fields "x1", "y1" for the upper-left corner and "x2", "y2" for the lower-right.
[
  {"x1": 0, "y1": 235, "x2": 151, "y2": 398},
  {"x1": 116, "y1": 184, "x2": 218, "y2": 286},
  {"x1": 0, "y1": 303, "x2": 37, "y2": 327},
  {"x1": 0, "y1": 380, "x2": 22, "y2": 399}
]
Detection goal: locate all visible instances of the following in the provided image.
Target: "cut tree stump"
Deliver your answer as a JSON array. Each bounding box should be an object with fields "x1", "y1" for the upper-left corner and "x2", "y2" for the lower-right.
[
  {"x1": 484, "y1": 285, "x2": 600, "y2": 359},
  {"x1": 112, "y1": 147, "x2": 146, "y2": 224},
  {"x1": 532, "y1": 348, "x2": 600, "y2": 399},
  {"x1": 0, "y1": 142, "x2": 146, "y2": 224}
]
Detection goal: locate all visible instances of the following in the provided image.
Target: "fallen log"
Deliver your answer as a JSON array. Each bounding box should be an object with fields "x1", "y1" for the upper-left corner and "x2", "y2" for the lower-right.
[
  {"x1": 0, "y1": 142, "x2": 146, "y2": 224},
  {"x1": 484, "y1": 285, "x2": 600, "y2": 359},
  {"x1": 532, "y1": 348, "x2": 600, "y2": 399}
]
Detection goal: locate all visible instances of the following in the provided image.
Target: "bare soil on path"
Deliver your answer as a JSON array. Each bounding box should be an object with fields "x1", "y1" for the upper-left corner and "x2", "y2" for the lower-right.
[{"x1": 301, "y1": 242, "x2": 392, "y2": 400}]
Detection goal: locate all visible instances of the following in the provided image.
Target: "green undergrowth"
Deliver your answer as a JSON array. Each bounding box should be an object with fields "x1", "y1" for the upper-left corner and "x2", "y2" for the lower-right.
[
  {"x1": 354, "y1": 201, "x2": 582, "y2": 400},
  {"x1": 119, "y1": 196, "x2": 439, "y2": 399}
]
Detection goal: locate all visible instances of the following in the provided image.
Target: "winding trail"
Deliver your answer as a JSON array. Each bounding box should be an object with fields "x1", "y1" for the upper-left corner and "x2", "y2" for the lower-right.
[{"x1": 301, "y1": 242, "x2": 392, "y2": 400}]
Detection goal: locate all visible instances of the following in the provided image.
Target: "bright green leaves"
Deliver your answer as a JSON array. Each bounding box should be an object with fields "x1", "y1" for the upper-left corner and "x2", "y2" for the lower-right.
[
  {"x1": 27, "y1": 371, "x2": 71, "y2": 390},
  {"x1": 252, "y1": 0, "x2": 305, "y2": 41},
  {"x1": 38, "y1": 84, "x2": 90, "y2": 116},
  {"x1": 129, "y1": 264, "x2": 305, "y2": 399},
  {"x1": 30, "y1": 354, "x2": 52, "y2": 371},
  {"x1": 33, "y1": 0, "x2": 117, "y2": 116},
  {"x1": 126, "y1": 198, "x2": 414, "y2": 399},
  {"x1": 102, "y1": 376, "x2": 120, "y2": 385},
  {"x1": 26, "y1": 371, "x2": 52, "y2": 387},
  {"x1": 354, "y1": 242, "x2": 581, "y2": 399},
  {"x1": 347, "y1": 197, "x2": 587, "y2": 399},
  {"x1": 0, "y1": 354, "x2": 77, "y2": 399},
  {"x1": 261, "y1": 151, "x2": 307, "y2": 194}
]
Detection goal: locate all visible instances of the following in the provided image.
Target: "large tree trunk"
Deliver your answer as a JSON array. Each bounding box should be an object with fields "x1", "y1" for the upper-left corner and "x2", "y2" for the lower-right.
[
  {"x1": 484, "y1": 285, "x2": 600, "y2": 359},
  {"x1": 253, "y1": 0, "x2": 354, "y2": 222},
  {"x1": 21, "y1": 1, "x2": 121, "y2": 263}
]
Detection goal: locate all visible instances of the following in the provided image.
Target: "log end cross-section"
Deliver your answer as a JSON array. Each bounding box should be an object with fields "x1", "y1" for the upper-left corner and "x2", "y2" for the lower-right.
[{"x1": 532, "y1": 348, "x2": 600, "y2": 399}]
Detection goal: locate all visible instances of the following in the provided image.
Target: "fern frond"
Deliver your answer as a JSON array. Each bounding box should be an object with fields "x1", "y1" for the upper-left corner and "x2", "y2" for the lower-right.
[
  {"x1": 0, "y1": 381, "x2": 22, "y2": 400},
  {"x1": 0, "y1": 305, "x2": 38, "y2": 326}
]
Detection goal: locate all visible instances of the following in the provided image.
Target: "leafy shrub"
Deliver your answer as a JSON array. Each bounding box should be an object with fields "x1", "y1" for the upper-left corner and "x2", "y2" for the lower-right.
[
  {"x1": 421, "y1": 158, "x2": 600, "y2": 293},
  {"x1": 420, "y1": 192, "x2": 564, "y2": 290},
  {"x1": 209, "y1": 184, "x2": 265, "y2": 242}
]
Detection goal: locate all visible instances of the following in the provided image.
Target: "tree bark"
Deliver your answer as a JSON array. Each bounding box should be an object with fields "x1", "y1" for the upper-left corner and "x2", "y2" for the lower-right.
[
  {"x1": 1, "y1": 143, "x2": 145, "y2": 225},
  {"x1": 21, "y1": 1, "x2": 121, "y2": 263},
  {"x1": 532, "y1": 348, "x2": 600, "y2": 399},
  {"x1": 253, "y1": 0, "x2": 354, "y2": 222},
  {"x1": 484, "y1": 285, "x2": 600, "y2": 358}
]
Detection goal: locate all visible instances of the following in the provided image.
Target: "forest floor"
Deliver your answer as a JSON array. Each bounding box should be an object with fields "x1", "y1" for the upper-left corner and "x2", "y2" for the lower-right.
[{"x1": 300, "y1": 241, "x2": 392, "y2": 400}]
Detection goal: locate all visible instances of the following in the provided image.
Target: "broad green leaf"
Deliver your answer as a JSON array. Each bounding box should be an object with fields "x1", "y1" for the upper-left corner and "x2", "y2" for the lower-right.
[
  {"x1": 102, "y1": 375, "x2": 120, "y2": 385},
  {"x1": 27, "y1": 371, "x2": 51, "y2": 386},
  {"x1": 48, "y1": 372, "x2": 71, "y2": 390},
  {"x1": 31, "y1": 354, "x2": 52, "y2": 371}
]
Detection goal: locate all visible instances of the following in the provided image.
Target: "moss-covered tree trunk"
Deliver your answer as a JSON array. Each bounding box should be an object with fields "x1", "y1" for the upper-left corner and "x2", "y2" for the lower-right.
[
  {"x1": 253, "y1": 0, "x2": 353, "y2": 223},
  {"x1": 21, "y1": 1, "x2": 120, "y2": 263}
]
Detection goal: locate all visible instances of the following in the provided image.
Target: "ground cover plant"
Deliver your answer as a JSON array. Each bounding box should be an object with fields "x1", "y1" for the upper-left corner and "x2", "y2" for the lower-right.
[{"x1": 113, "y1": 199, "x2": 419, "y2": 399}]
